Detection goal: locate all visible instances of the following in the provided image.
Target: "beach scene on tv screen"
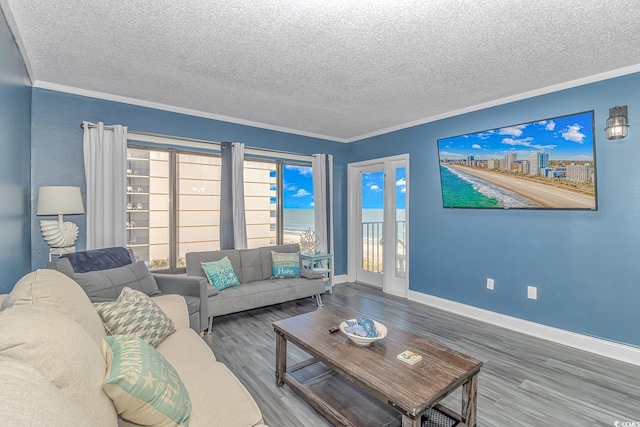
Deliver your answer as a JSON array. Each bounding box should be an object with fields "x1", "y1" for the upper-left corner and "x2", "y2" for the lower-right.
[{"x1": 437, "y1": 111, "x2": 597, "y2": 210}]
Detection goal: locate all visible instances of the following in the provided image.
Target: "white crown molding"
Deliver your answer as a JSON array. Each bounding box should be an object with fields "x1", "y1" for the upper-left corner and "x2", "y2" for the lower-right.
[
  {"x1": 33, "y1": 63, "x2": 640, "y2": 144},
  {"x1": 408, "y1": 290, "x2": 640, "y2": 367},
  {"x1": 32, "y1": 80, "x2": 349, "y2": 143},
  {"x1": 344, "y1": 63, "x2": 640, "y2": 143}
]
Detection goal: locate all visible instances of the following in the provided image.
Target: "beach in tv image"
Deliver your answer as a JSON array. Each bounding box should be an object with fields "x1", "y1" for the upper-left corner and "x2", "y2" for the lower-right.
[{"x1": 437, "y1": 111, "x2": 597, "y2": 210}]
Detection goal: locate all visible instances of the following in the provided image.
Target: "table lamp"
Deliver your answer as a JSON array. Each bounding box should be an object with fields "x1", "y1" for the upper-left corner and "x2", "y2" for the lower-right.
[{"x1": 36, "y1": 186, "x2": 85, "y2": 250}]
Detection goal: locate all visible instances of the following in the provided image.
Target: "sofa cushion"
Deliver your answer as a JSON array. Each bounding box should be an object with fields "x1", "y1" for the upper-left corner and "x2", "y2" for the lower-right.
[
  {"x1": 185, "y1": 249, "x2": 243, "y2": 282},
  {"x1": 239, "y1": 248, "x2": 264, "y2": 283},
  {"x1": 1, "y1": 269, "x2": 106, "y2": 342},
  {"x1": 156, "y1": 328, "x2": 217, "y2": 370},
  {"x1": 0, "y1": 359, "x2": 95, "y2": 426},
  {"x1": 73, "y1": 261, "x2": 160, "y2": 302},
  {"x1": 201, "y1": 257, "x2": 240, "y2": 291},
  {"x1": 178, "y1": 362, "x2": 263, "y2": 427},
  {"x1": 207, "y1": 277, "x2": 326, "y2": 317},
  {"x1": 101, "y1": 335, "x2": 191, "y2": 427},
  {"x1": 0, "y1": 305, "x2": 118, "y2": 426},
  {"x1": 94, "y1": 287, "x2": 175, "y2": 348},
  {"x1": 271, "y1": 251, "x2": 300, "y2": 278}
]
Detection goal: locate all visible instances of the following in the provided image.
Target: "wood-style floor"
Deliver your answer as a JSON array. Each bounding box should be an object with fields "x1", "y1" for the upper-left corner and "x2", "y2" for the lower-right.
[{"x1": 203, "y1": 282, "x2": 640, "y2": 427}]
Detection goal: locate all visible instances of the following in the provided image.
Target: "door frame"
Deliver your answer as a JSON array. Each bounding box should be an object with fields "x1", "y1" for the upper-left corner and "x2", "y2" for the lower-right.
[{"x1": 347, "y1": 154, "x2": 409, "y2": 297}]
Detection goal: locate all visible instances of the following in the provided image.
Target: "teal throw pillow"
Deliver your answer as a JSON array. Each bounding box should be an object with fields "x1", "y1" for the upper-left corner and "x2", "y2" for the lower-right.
[
  {"x1": 272, "y1": 251, "x2": 300, "y2": 278},
  {"x1": 101, "y1": 335, "x2": 191, "y2": 427},
  {"x1": 201, "y1": 257, "x2": 240, "y2": 291}
]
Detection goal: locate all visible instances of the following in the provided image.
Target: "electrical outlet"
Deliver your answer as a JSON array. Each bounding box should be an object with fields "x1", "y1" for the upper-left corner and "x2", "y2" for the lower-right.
[
  {"x1": 527, "y1": 286, "x2": 537, "y2": 300},
  {"x1": 486, "y1": 278, "x2": 494, "y2": 290}
]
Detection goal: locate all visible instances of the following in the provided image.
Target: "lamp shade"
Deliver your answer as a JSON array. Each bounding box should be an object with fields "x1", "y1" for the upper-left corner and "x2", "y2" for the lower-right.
[{"x1": 36, "y1": 186, "x2": 85, "y2": 215}]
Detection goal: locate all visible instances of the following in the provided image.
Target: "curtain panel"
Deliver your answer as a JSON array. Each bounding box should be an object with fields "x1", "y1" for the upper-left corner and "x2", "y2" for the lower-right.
[
  {"x1": 220, "y1": 142, "x2": 248, "y2": 250},
  {"x1": 82, "y1": 121, "x2": 128, "y2": 249},
  {"x1": 312, "y1": 154, "x2": 334, "y2": 257}
]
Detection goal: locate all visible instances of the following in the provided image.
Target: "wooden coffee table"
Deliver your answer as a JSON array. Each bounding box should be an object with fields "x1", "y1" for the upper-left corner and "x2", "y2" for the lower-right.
[{"x1": 273, "y1": 307, "x2": 482, "y2": 427}]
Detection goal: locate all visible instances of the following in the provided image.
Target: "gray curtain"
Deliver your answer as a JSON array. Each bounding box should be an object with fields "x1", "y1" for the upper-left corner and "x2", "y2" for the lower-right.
[
  {"x1": 312, "y1": 154, "x2": 334, "y2": 256},
  {"x1": 220, "y1": 142, "x2": 247, "y2": 249}
]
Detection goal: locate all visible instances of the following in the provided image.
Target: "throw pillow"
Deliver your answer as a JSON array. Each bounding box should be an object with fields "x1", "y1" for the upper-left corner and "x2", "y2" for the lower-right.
[
  {"x1": 94, "y1": 287, "x2": 175, "y2": 347},
  {"x1": 271, "y1": 251, "x2": 300, "y2": 278},
  {"x1": 101, "y1": 335, "x2": 191, "y2": 427},
  {"x1": 201, "y1": 257, "x2": 240, "y2": 291}
]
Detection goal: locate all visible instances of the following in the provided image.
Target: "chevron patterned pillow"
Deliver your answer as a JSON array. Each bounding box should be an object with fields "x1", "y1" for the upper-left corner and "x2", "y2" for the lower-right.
[{"x1": 94, "y1": 287, "x2": 175, "y2": 347}]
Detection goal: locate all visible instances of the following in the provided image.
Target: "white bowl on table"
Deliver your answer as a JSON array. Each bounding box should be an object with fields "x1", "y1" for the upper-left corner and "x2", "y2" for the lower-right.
[{"x1": 339, "y1": 319, "x2": 387, "y2": 346}]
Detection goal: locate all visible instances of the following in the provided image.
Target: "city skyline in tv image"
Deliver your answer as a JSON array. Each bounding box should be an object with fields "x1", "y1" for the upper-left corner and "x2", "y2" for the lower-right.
[{"x1": 437, "y1": 111, "x2": 597, "y2": 209}]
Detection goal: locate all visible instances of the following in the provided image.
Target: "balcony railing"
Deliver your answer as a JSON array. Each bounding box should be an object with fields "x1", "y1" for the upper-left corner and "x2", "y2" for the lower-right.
[{"x1": 362, "y1": 221, "x2": 406, "y2": 277}]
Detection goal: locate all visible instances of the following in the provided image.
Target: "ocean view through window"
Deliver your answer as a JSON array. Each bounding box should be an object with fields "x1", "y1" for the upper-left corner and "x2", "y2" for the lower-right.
[
  {"x1": 360, "y1": 167, "x2": 407, "y2": 274},
  {"x1": 282, "y1": 164, "x2": 315, "y2": 244}
]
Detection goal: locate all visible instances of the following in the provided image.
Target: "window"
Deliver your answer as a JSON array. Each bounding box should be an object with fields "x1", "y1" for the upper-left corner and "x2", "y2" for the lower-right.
[
  {"x1": 126, "y1": 148, "x2": 170, "y2": 270},
  {"x1": 126, "y1": 144, "x2": 313, "y2": 272},
  {"x1": 282, "y1": 164, "x2": 315, "y2": 244},
  {"x1": 177, "y1": 153, "x2": 222, "y2": 265},
  {"x1": 244, "y1": 160, "x2": 277, "y2": 249}
]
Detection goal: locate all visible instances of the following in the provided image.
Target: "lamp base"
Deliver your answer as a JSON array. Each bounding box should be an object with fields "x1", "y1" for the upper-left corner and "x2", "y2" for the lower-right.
[{"x1": 40, "y1": 220, "x2": 79, "y2": 248}]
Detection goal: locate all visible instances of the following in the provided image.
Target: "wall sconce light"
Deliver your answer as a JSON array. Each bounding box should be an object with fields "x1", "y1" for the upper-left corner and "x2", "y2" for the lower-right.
[
  {"x1": 36, "y1": 186, "x2": 85, "y2": 255},
  {"x1": 605, "y1": 106, "x2": 629, "y2": 140}
]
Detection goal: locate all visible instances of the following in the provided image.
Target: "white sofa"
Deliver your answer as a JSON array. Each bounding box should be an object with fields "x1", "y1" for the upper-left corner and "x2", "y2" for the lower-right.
[{"x1": 0, "y1": 269, "x2": 267, "y2": 427}]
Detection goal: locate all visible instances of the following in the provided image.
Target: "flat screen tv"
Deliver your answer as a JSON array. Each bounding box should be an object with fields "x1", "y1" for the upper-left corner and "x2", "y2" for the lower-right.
[{"x1": 437, "y1": 110, "x2": 597, "y2": 210}]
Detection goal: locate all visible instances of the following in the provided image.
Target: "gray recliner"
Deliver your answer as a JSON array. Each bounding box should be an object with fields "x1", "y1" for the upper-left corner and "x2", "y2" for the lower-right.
[{"x1": 48, "y1": 247, "x2": 209, "y2": 334}]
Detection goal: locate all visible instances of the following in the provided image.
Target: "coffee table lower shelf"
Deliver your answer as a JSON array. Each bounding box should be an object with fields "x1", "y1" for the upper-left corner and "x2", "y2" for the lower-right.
[{"x1": 284, "y1": 358, "x2": 466, "y2": 427}]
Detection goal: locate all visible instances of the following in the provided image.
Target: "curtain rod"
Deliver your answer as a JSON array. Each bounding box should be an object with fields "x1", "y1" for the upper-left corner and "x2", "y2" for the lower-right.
[{"x1": 79, "y1": 122, "x2": 317, "y2": 160}]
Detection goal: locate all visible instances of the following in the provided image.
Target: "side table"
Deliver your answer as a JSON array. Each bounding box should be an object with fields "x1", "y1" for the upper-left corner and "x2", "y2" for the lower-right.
[{"x1": 300, "y1": 252, "x2": 333, "y2": 294}]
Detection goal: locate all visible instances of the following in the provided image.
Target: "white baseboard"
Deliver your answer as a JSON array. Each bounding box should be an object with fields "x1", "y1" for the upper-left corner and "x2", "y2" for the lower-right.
[
  {"x1": 333, "y1": 274, "x2": 347, "y2": 285},
  {"x1": 408, "y1": 290, "x2": 640, "y2": 367}
]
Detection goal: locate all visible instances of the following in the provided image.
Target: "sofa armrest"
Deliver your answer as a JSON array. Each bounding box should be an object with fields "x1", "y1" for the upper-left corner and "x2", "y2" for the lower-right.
[
  {"x1": 153, "y1": 273, "x2": 209, "y2": 332},
  {"x1": 153, "y1": 273, "x2": 200, "y2": 296},
  {"x1": 151, "y1": 294, "x2": 190, "y2": 330}
]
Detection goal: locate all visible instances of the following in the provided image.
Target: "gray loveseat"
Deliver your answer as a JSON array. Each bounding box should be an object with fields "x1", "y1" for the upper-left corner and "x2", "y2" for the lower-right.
[
  {"x1": 185, "y1": 244, "x2": 328, "y2": 330},
  {"x1": 49, "y1": 247, "x2": 208, "y2": 334}
]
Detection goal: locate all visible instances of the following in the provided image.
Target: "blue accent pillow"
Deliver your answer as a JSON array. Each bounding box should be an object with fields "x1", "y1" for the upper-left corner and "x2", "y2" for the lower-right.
[
  {"x1": 272, "y1": 251, "x2": 300, "y2": 278},
  {"x1": 201, "y1": 257, "x2": 240, "y2": 291}
]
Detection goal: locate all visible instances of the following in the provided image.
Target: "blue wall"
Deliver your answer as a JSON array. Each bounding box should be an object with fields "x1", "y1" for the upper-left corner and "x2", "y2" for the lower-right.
[
  {"x1": 23, "y1": 39, "x2": 640, "y2": 347},
  {"x1": 30, "y1": 89, "x2": 348, "y2": 271},
  {"x1": 0, "y1": 10, "x2": 32, "y2": 292},
  {"x1": 348, "y1": 72, "x2": 640, "y2": 347}
]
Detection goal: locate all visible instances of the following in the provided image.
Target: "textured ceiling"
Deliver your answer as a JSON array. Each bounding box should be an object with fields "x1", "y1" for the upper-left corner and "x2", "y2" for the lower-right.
[{"x1": 4, "y1": 0, "x2": 640, "y2": 142}]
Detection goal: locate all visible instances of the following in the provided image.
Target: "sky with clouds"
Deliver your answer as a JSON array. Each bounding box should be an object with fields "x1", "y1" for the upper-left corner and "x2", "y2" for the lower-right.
[
  {"x1": 283, "y1": 164, "x2": 314, "y2": 209},
  {"x1": 438, "y1": 111, "x2": 595, "y2": 162},
  {"x1": 283, "y1": 165, "x2": 406, "y2": 210},
  {"x1": 362, "y1": 168, "x2": 406, "y2": 209}
]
